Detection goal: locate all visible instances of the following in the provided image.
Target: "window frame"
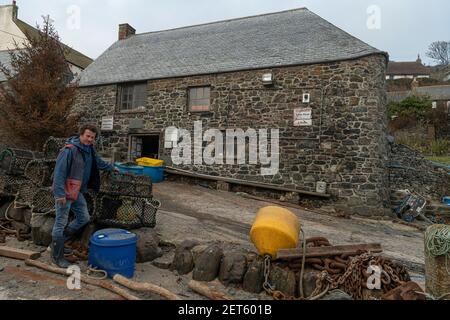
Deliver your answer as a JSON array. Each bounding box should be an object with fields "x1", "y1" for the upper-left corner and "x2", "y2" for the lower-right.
[
  {"x1": 188, "y1": 86, "x2": 211, "y2": 113},
  {"x1": 117, "y1": 82, "x2": 148, "y2": 112}
]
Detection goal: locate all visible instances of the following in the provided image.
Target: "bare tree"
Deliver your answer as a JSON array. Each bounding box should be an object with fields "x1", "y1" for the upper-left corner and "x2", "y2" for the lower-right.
[{"x1": 426, "y1": 41, "x2": 450, "y2": 66}]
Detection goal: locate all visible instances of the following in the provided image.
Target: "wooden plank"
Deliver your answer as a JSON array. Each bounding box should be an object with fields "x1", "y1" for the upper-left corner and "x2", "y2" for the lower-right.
[
  {"x1": 188, "y1": 280, "x2": 232, "y2": 301},
  {"x1": 113, "y1": 274, "x2": 182, "y2": 300},
  {"x1": 276, "y1": 243, "x2": 383, "y2": 260},
  {"x1": 25, "y1": 259, "x2": 140, "y2": 300},
  {"x1": 166, "y1": 167, "x2": 331, "y2": 198},
  {"x1": 0, "y1": 246, "x2": 41, "y2": 261}
]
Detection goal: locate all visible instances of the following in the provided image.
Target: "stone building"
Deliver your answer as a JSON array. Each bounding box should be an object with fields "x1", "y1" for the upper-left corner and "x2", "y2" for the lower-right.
[{"x1": 74, "y1": 8, "x2": 390, "y2": 215}]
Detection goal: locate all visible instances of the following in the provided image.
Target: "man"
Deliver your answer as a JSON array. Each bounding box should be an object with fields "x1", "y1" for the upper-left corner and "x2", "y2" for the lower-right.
[{"x1": 52, "y1": 124, "x2": 119, "y2": 268}]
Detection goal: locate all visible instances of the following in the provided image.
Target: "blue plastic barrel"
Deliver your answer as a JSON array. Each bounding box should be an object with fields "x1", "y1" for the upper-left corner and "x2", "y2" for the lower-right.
[
  {"x1": 115, "y1": 163, "x2": 144, "y2": 176},
  {"x1": 88, "y1": 229, "x2": 138, "y2": 279},
  {"x1": 142, "y1": 166, "x2": 165, "y2": 183},
  {"x1": 444, "y1": 197, "x2": 450, "y2": 206}
]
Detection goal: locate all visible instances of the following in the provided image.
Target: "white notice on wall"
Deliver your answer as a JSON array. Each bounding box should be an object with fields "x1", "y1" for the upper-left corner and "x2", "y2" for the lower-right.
[
  {"x1": 101, "y1": 116, "x2": 114, "y2": 131},
  {"x1": 294, "y1": 108, "x2": 312, "y2": 127}
]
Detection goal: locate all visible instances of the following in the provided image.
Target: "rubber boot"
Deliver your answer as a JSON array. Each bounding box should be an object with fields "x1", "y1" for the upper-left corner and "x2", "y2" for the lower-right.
[
  {"x1": 51, "y1": 237, "x2": 71, "y2": 268},
  {"x1": 63, "y1": 227, "x2": 79, "y2": 255}
]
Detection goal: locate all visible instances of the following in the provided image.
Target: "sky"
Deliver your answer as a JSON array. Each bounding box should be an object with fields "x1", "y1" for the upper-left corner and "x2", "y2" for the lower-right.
[{"x1": 5, "y1": 0, "x2": 450, "y2": 65}]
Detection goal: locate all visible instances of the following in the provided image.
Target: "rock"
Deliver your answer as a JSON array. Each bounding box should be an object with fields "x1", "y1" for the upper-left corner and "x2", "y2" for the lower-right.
[
  {"x1": 152, "y1": 252, "x2": 174, "y2": 270},
  {"x1": 179, "y1": 239, "x2": 201, "y2": 250},
  {"x1": 269, "y1": 266, "x2": 297, "y2": 298},
  {"x1": 301, "y1": 270, "x2": 321, "y2": 298},
  {"x1": 23, "y1": 209, "x2": 32, "y2": 228},
  {"x1": 5, "y1": 206, "x2": 26, "y2": 222},
  {"x1": 243, "y1": 257, "x2": 265, "y2": 294},
  {"x1": 31, "y1": 215, "x2": 54, "y2": 247},
  {"x1": 80, "y1": 223, "x2": 97, "y2": 249},
  {"x1": 172, "y1": 247, "x2": 194, "y2": 275},
  {"x1": 0, "y1": 201, "x2": 12, "y2": 220},
  {"x1": 192, "y1": 245, "x2": 209, "y2": 264},
  {"x1": 134, "y1": 229, "x2": 162, "y2": 263},
  {"x1": 219, "y1": 251, "x2": 248, "y2": 285},
  {"x1": 11, "y1": 221, "x2": 31, "y2": 234},
  {"x1": 193, "y1": 244, "x2": 223, "y2": 282},
  {"x1": 0, "y1": 266, "x2": 4, "y2": 272},
  {"x1": 320, "y1": 290, "x2": 353, "y2": 300}
]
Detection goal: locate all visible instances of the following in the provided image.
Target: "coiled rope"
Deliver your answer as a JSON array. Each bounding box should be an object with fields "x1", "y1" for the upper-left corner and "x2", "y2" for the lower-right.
[{"x1": 425, "y1": 224, "x2": 450, "y2": 276}]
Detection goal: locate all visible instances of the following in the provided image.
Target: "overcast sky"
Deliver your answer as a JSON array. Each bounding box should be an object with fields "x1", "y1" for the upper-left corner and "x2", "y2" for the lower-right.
[{"x1": 7, "y1": 0, "x2": 450, "y2": 65}]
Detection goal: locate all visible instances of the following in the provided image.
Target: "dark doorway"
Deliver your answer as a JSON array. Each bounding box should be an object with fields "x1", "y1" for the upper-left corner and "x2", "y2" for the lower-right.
[{"x1": 129, "y1": 135, "x2": 160, "y2": 160}]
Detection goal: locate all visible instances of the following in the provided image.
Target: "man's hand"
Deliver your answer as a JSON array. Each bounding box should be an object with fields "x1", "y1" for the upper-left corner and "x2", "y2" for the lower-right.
[{"x1": 56, "y1": 198, "x2": 67, "y2": 206}]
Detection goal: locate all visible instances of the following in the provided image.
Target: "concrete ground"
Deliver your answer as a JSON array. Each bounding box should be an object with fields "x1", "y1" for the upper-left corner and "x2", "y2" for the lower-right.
[{"x1": 0, "y1": 181, "x2": 426, "y2": 300}]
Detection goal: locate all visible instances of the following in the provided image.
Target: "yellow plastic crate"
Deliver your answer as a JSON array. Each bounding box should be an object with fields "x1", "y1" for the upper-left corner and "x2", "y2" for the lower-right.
[{"x1": 136, "y1": 157, "x2": 164, "y2": 167}]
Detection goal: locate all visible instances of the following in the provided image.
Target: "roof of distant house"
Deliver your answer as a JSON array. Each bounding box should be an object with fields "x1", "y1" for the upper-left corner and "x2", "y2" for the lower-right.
[
  {"x1": 79, "y1": 8, "x2": 386, "y2": 87},
  {"x1": 14, "y1": 19, "x2": 93, "y2": 69},
  {"x1": 387, "y1": 61, "x2": 431, "y2": 76}
]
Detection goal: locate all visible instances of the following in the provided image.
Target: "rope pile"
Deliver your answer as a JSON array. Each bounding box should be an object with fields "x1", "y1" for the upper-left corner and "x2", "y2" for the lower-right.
[{"x1": 425, "y1": 224, "x2": 450, "y2": 298}]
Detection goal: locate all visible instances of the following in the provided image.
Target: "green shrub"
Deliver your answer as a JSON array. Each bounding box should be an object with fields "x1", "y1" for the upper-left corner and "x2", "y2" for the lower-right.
[{"x1": 429, "y1": 139, "x2": 450, "y2": 156}]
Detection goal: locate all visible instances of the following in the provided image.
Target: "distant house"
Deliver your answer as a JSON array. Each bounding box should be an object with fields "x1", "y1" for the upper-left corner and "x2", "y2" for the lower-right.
[
  {"x1": 386, "y1": 55, "x2": 431, "y2": 80},
  {"x1": 0, "y1": 1, "x2": 92, "y2": 83}
]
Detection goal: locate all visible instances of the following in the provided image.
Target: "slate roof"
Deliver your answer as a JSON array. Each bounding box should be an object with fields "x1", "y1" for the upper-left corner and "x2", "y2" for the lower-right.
[
  {"x1": 79, "y1": 8, "x2": 386, "y2": 87},
  {"x1": 387, "y1": 61, "x2": 431, "y2": 76}
]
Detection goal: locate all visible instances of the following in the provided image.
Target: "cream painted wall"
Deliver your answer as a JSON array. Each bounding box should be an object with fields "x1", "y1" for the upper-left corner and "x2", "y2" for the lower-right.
[{"x1": 0, "y1": 5, "x2": 27, "y2": 51}]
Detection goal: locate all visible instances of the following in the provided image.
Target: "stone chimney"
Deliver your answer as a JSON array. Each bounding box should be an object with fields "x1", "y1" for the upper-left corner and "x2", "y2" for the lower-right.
[
  {"x1": 119, "y1": 23, "x2": 136, "y2": 40},
  {"x1": 0, "y1": 1, "x2": 19, "y2": 22},
  {"x1": 416, "y1": 54, "x2": 422, "y2": 65}
]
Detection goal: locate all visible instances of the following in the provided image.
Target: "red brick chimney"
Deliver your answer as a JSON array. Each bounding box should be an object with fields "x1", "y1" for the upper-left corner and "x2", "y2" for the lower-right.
[{"x1": 119, "y1": 23, "x2": 136, "y2": 40}]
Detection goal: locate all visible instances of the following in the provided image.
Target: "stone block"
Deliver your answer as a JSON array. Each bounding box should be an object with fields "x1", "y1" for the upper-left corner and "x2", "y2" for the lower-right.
[
  {"x1": 218, "y1": 251, "x2": 248, "y2": 285},
  {"x1": 243, "y1": 257, "x2": 264, "y2": 294},
  {"x1": 193, "y1": 244, "x2": 223, "y2": 282},
  {"x1": 134, "y1": 228, "x2": 162, "y2": 263}
]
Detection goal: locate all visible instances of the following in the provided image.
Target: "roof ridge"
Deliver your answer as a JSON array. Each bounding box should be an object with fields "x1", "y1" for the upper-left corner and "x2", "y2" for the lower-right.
[
  {"x1": 131, "y1": 7, "x2": 308, "y2": 37},
  {"x1": 15, "y1": 19, "x2": 92, "y2": 62}
]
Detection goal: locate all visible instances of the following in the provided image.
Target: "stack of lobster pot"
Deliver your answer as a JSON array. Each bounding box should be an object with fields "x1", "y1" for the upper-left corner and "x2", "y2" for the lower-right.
[
  {"x1": 95, "y1": 171, "x2": 161, "y2": 230},
  {"x1": 0, "y1": 148, "x2": 43, "y2": 200}
]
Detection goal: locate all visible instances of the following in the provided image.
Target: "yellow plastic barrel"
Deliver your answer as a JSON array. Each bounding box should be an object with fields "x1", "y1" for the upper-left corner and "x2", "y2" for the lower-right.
[
  {"x1": 136, "y1": 158, "x2": 164, "y2": 167},
  {"x1": 250, "y1": 206, "x2": 301, "y2": 259}
]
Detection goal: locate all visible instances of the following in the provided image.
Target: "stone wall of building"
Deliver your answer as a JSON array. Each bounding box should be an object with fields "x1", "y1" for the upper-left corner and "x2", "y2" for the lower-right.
[{"x1": 72, "y1": 54, "x2": 389, "y2": 215}]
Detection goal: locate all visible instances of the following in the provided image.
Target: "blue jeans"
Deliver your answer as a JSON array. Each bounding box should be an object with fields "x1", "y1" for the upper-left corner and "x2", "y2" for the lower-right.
[{"x1": 52, "y1": 193, "x2": 90, "y2": 239}]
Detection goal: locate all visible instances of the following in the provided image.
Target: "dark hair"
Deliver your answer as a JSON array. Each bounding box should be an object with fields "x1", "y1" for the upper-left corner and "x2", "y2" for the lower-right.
[{"x1": 79, "y1": 124, "x2": 98, "y2": 136}]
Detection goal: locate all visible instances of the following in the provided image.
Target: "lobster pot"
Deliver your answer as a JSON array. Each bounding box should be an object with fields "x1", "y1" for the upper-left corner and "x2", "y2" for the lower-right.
[
  {"x1": 95, "y1": 193, "x2": 160, "y2": 230},
  {"x1": 31, "y1": 188, "x2": 55, "y2": 216},
  {"x1": 0, "y1": 174, "x2": 29, "y2": 197},
  {"x1": 25, "y1": 160, "x2": 56, "y2": 187},
  {"x1": 0, "y1": 149, "x2": 43, "y2": 176},
  {"x1": 43, "y1": 137, "x2": 66, "y2": 159},
  {"x1": 15, "y1": 181, "x2": 39, "y2": 207},
  {"x1": 425, "y1": 225, "x2": 450, "y2": 299},
  {"x1": 84, "y1": 191, "x2": 97, "y2": 217},
  {"x1": 100, "y1": 172, "x2": 152, "y2": 198}
]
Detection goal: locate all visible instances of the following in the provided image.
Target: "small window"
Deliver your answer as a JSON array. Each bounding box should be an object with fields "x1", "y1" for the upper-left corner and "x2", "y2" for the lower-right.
[
  {"x1": 118, "y1": 82, "x2": 147, "y2": 111},
  {"x1": 189, "y1": 87, "x2": 211, "y2": 112},
  {"x1": 432, "y1": 101, "x2": 437, "y2": 109}
]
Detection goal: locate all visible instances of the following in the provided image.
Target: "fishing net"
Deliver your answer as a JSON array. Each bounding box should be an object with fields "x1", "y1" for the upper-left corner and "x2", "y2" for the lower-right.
[
  {"x1": 95, "y1": 193, "x2": 160, "y2": 230},
  {"x1": 15, "y1": 180, "x2": 39, "y2": 207},
  {"x1": 0, "y1": 174, "x2": 29, "y2": 197},
  {"x1": 31, "y1": 188, "x2": 56, "y2": 216},
  {"x1": 84, "y1": 191, "x2": 97, "y2": 217},
  {"x1": 43, "y1": 137, "x2": 66, "y2": 160},
  {"x1": 100, "y1": 172, "x2": 153, "y2": 198},
  {"x1": 24, "y1": 160, "x2": 56, "y2": 187},
  {"x1": 0, "y1": 149, "x2": 43, "y2": 176}
]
